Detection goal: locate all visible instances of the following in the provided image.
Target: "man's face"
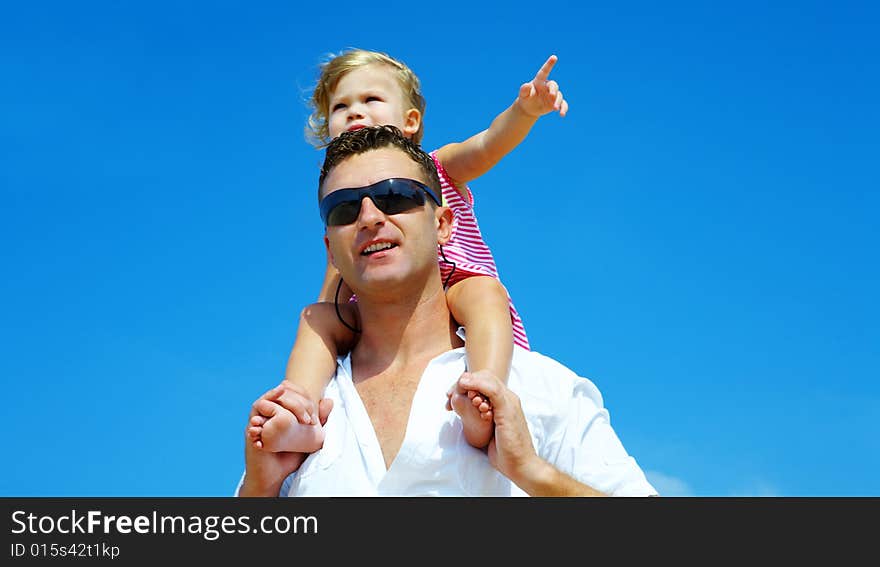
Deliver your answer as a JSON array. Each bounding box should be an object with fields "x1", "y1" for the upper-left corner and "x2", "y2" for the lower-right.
[{"x1": 322, "y1": 148, "x2": 449, "y2": 296}]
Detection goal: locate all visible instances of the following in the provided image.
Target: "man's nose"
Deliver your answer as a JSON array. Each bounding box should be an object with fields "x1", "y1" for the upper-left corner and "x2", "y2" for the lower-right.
[{"x1": 356, "y1": 196, "x2": 385, "y2": 227}]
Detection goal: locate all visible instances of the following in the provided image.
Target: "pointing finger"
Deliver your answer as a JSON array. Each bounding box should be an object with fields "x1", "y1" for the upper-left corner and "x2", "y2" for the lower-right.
[{"x1": 534, "y1": 54, "x2": 558, "y2": 82}]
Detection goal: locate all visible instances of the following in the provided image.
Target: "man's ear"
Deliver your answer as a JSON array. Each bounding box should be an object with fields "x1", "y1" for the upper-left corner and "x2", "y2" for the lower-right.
[
  {"x1": 402, "y1": 108, "x2": 422, "y2": 138},
  {"x1": 324, "y1": 234, "x2": 336, "y2": 267},
  {"x1": 436, "y1": 206, "x2": 453, "y2": 245}
]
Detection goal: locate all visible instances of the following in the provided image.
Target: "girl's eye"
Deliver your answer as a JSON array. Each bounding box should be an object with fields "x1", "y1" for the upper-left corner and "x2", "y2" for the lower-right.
[
  {"x1": 331, "y1": 103, "x2": 347, "y2": 112},
  {"x1": 366, "y1": 96, "x2": 381, "y2": 103}
]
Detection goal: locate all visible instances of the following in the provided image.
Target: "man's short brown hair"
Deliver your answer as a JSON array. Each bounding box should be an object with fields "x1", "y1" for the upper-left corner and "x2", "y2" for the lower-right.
[{"x1": 318, "y1": 125, "x2": 441, "y2": 201}]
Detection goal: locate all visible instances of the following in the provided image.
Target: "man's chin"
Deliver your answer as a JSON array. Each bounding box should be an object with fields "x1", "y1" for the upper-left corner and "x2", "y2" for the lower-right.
[
  {"x1": 349, "y1": 268, "x2": 433, "y2": 298},
  {"x1": 353, "y1": 274, "x2": 407, "y2": 295}
]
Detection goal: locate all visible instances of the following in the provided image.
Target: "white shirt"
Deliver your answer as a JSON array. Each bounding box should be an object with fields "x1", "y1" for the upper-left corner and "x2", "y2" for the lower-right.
[{"x1": 239, "y1": 341, "x2": 657, "y2": 497}]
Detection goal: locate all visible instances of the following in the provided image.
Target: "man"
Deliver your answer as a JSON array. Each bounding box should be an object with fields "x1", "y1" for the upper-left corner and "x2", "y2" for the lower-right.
[{"x1": 238, "y1": 125, "x2": 657, "y2": 496}]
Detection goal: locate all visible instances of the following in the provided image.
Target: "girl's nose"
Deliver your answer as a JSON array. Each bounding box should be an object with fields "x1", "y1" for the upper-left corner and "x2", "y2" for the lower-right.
[{"x1": 347, "y1": 103, "x2": 364, "y2": 120}]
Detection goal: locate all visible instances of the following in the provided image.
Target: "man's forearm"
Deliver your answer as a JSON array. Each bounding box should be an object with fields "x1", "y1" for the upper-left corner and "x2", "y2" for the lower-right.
[
  {"x1": 237, "y1": 474, "x2": 283, "y2": 497},
  {"x1": 512, "y1": 459, "x2": 607, "y2": 497}
]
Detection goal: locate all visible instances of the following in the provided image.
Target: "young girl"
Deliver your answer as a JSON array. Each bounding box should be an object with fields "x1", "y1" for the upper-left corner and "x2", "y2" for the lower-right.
[{"x1": 248, "y1": 49, "x2": 567, "y2": 453}]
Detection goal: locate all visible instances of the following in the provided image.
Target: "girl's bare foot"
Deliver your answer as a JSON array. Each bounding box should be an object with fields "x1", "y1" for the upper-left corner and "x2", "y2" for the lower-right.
[
  {"x1": 447, "y1": 370, "x2": 496, "y2": 449},
  {"x1": 247, "y1": 399, "x2": 325, "y2": 453}
]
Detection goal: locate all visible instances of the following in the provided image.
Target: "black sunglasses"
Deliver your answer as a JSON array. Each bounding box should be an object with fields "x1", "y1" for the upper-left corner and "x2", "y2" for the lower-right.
[{"x1": 319, "y1": 178, "x2": 442, "y2": 226}]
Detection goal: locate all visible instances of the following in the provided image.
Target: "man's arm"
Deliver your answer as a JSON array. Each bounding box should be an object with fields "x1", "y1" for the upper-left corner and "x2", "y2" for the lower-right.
[
  {"x1": 239, "y1": 383, "x2": 333, "y2": 497},
  {"x1": 434, "y1": 55, "x2": 568, "y2": 191},
  {"x1": 239, "y1": 385, "x2": 307, "y2": 496},
  {"x1": 511, "y1": 459, "x2": 606, "y2": 497},
  {"x1": 455, "y1": 371, "x2": 607, "y2": 497}
]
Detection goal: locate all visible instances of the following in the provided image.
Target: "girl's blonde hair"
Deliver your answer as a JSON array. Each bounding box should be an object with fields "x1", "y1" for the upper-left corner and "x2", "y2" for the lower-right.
[{"x1": 307, "y1": 49, "x2": 426, "y2": 148}]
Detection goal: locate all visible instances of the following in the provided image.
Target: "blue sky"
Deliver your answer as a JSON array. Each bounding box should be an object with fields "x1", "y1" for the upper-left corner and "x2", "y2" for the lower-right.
[{"x1": 2, "y1": 1, "x2": 877, "y2": 497}]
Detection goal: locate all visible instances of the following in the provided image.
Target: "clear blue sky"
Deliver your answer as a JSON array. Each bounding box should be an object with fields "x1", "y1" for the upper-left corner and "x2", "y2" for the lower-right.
[{"x1": 2, "y1": 1, "x2": 877, "y2": 497}]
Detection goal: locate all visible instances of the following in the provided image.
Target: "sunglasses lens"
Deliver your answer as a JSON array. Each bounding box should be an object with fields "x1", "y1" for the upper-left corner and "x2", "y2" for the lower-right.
[
  {"x1": 375, "y1": 190, "x2": 424, "y2": 215},
  {"x1": 326, "y1": 200, "x2": 362, "y2": 226}
]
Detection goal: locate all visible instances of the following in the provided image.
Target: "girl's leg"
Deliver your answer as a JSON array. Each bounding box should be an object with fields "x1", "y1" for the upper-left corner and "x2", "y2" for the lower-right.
[
  {"x1": 445, "y1": 276, "x2": 514, "y2": 449},
  {"x1": 252, "y1": 302, "x2": 357, "y2": 453}
]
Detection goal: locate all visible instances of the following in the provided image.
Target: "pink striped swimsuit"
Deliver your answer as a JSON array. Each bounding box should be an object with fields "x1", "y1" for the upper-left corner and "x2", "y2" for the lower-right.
[{"x1": 430, "y1": 151, "x2": 530, "y2": 350}]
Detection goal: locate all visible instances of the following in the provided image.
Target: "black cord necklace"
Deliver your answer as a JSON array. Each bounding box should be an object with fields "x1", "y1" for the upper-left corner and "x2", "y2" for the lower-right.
[
  {"x1": 440, "y1": 244, "x2": 456, "y2": 289},
  {"x1": 334, "y1": 277, "x2": 361, "y2": 334}
]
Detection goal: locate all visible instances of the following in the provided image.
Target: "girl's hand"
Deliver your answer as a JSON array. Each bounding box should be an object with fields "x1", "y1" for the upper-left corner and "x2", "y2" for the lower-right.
[{"x1": 516, "y1": 55, "x2": 569, "y2": 118}]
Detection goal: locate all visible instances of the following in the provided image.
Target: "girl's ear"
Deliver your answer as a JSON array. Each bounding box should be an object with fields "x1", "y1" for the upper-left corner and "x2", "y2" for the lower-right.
[{"x1": 402, "y1": 108, "x2": 422, "y2": 138}]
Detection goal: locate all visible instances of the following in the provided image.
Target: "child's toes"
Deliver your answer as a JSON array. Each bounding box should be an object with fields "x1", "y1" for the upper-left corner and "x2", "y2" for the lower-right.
[{"x1": 471, "y1": 393, "x2": 489, "y2": 407}]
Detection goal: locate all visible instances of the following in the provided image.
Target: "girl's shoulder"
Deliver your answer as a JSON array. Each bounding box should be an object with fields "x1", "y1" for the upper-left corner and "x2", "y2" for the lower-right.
[{"x1": 429, "y1": 148, "x2": 472, "y2": 206}]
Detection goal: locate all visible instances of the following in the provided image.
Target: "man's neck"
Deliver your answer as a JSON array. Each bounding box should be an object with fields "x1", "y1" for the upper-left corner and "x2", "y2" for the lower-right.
[{"x1": 350, "y1": 281, "x2": 462, "y2": 378}]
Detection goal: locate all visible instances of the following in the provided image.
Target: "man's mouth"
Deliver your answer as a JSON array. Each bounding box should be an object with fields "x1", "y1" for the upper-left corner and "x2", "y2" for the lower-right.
[{"x1": 361, "y1": 242, "x2": 397, "y2": 255}]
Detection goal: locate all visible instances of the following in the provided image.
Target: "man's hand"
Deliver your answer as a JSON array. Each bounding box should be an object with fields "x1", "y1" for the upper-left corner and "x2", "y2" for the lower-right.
[
  {"x1": 456, "y1": 371, "x2": 605, "y2": 496},
  {"x1": 455, "y1": 372, "x2": 544, "y2": 485},
  {"x1": 239, "y1": 383, "x2": 333, "y2": 497},
  {"x1": 240, "y1": 385, "x2": 304, "y2": 496},
  {"x1": 516, "y1": 54, "x2": 569, "y2": 118}
]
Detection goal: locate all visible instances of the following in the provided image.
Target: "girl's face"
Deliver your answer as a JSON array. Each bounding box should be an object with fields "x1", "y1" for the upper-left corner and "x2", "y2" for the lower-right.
[{"x1": 327, "y1": 64, "x2": 421, "y2": 140}]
